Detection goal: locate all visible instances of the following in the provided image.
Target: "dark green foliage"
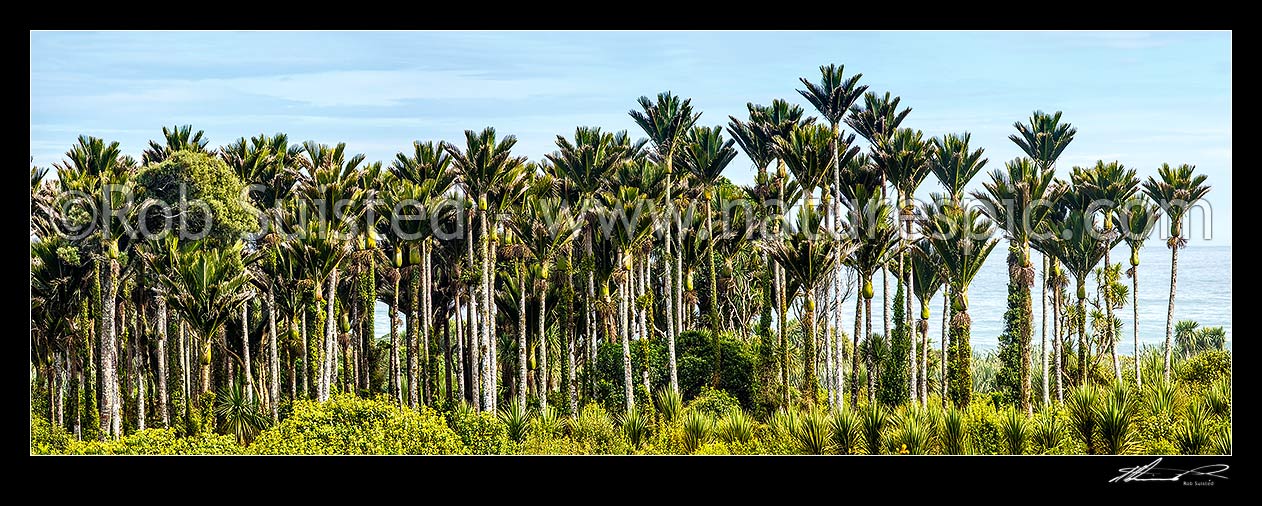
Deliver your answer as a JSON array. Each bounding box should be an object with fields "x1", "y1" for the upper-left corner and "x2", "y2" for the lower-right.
[
  {"x1": 1097, "y1": 383, "x2": 1139, "y2": 455},
  {"x1": 1205, "y1": 378, "x2": 1231, "y2": 418},
  {"x1": 1032, "y1": 409, "x2": 1063, "y2": 454},
  {"x1": 594, "y1": 339, "x2": 667, "y2": 412},
  {"x1": 1213, "y1": 426, "x2": 1231, "y2": 455},
  {"x1": 676, "y1": 330, "x2": 757, "y2": 409},
  {"x1": 654, "y1": 388, "x2": 682, "y2": 424},
  {"x1": 942, "y1": 407, "x2": 967, "y2": 455},
  {"x1": 892, "y1": 405, "x2": 934, "y2": 455},
  {"x1": 994, "y1": 258, "x2": 1030, "y2": 407},
  {"x1": 830, "y1": 407, "x2": 862, "y2": 455},
  {"x1": 717, "y1": 409, "x2": 755, "y2": 446},
  {"x1": 617, "y1": 409, "x2": 648, "y2": 449},
  {"x1": 1174, "y1": 402, "x2": 1212, "y2": 455},
  {"x1": 1175, "y1": 350, "x2": 1231, "y2": 391},
  {"x1": 879, "y1": 281, "x2": 910, "y2": 408},
  {"x1": 134, "y1": 150, "x2": 258, "y2": 248},
  {"x1": 1067, "y1": 384, "x2": 1098, "y2": 454},
  {"x1": 214, "y1": 383, "x2": 268, "y2": 445},
  {"x1": 682, "y1": 409, "x2": 714, "y2": 454}
]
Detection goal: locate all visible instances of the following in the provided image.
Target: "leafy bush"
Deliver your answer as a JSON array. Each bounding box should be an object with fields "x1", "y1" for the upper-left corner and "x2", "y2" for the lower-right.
[
  {"x1": 1173, "y1": 402, "x2": 1212, "y2": 455},
  {"x1": 1144, "y1": 378, "x2": 1180, "y2": 419},
  {"x1": 1213, "y1": 426, "x2": 1231, "y2": 455},
  {"x1": 568, "y1": 404, "x2": 628, "y2": 455},
  {"x1": 830, "y1": 407, "x2": 862, "y2": 455},
  {"x1": 451, "y1": 410, "x2": 509, "y2": 455},
  {"x1": 687, "y1": 387, "x2": 741, "y2": 419},
  {"x1": 215, "y1": 383, "x2": 269, "y2": 445},
  {"x1": 1174, "y1": 350, "x2": 1231, "y2": 391},
  {"x1": 251, "y1": 394, "x2": 466, "y2": 454},
  {"x1": 65, "y1": 428, "x2": 240, "y2": 455},
  {"x1": 594, "y1": 340, "x2": 668, "y2": 411},
  {"x1": 694, "y1": 441, "x2": 731, "y2": 455},
  {"x1": 31, "y1": 413, "x2": 71, "y2": 455},
  {"x1": 676, "y1": 330, "x2": 757, "y2": 409},
  {"x1": 893, "y1": 406, "x2": 934, "y2": 455},
  {"x1": 966, "y1": 403, "x2": 1002, "y2": 455},
  {"x1": 1204, "y1": 377, "x2": 1230, "y2": 418}
]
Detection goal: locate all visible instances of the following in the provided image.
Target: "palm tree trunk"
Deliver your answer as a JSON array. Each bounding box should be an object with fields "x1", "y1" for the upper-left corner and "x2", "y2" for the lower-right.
[
  {"x1": 1041, "y1": 255, "x2": 1048, "y2": 408},
  {"x1": 243, "y1": 302, "x2": 254, "y2": 402},
  {"x1": 267, "y1": 288, "x2": 279, "y2": 422},
  {"x1": 410, "y1": 266, "x2": 422, "y2": 409},
  {"x1": 1163, "y1": 245, "x2": 1178, "y2": 381},
  {"x1": 479, "y1": 202, "x2": 492, "y2": 412},
  {"x1": 155, "y1": 296, "x2": 169, "y2": 427},
  {"x1": 903, "y1": 202, "x2": 916, "y2": 404},
  {"x1": 423, "y1": 241, "x2": 433, "y2": 406},
  {"x1": 484, "y1": 223, "x2": 497, "y2": 413},
  {"x1": 851, "y1": 293, "x2": 861, "y2": 408},
  {"x1": 941, "y1": 283, "x2": 949, "y2": 410},
  {"x1": 1105, "y1": 246, "x2": 1120, "y2": 384},
  {"x1": 640, "y1": 253, "x2": 651, "y2": 395},
  {"x1": 620, "y1": 253, "x2": 635, "y2": 414},
  {"x1": 882, "y1": 268, "x2": 889, "y2": 341},
  {"x1": 453, "y1": 288, "x2": 465, "y2": 403},
  {"x1": 1053, "y1": 282, "x2": 1063, "y2": 402},
  {"x1": 664, "y1": 172, "x2": 678, "y2": 395},
  {"x1": 1020, "y1": 245, "x2": 1033, "y2": 416},
  {"x1": 949, "y1": 308, "x2": 972, "y2": 408},
  {"x1": 706, "y1": 201, "x2": 721, "y2": 387},
  {"x1": 918, "y1": 307, "x2": 928, "y2": 406},
  {"x1": 100, "y1": 258, "x2": 120, "y2": 439},
  {"x1": 1077, "y1": 280, "x2": 1088, "y2": 386},
  {"x1": 778, "y1": 264, "x2": 788, "y2": 407},
  {"x1": 517, "y1": 266, "x2": 528, "y2": 408},
  {"x1": 1132, "y1": 262, "x2": 1141, "y2": 387},
  {"x1": 320, "y1": 269, "x2": 337, "y2": 402},
  {"x1": 444, "y1": 315, "x2": 453, "y2": 405},
  {"x1": 390, "y1": 272, "x2": 401, "y2": 406},
  {"x1": 300, "y1": 309, "x2": 308, "y2": 399},
  {"x1": 803, "y1": 294, "x2": 818, "y2": 408},
  {"x1": 865, "y1": 295, "x2": 875, "y2": 405},
  {"x1": 538, "y1": 272, "x2": 549, "y2": 412}
]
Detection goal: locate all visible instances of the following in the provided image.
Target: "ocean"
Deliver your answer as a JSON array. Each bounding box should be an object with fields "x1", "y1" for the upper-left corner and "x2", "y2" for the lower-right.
[{"x1": 373, "y1": 244, "x2": 1232, "y2": 355}]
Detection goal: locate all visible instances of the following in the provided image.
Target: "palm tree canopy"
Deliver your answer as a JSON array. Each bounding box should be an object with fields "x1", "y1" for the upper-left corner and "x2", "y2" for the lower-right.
[
  {"x1": 546, "y1": 126, "x2": 633, "y2": 200},
  {"x1": 842, "y1": 184, "x2": 901, "y2": 279},
  {"x1": 1141, "y1": 163, "x2": 1211, "y2": 242},
  {"x1": 1070, "y1": 160, "x2": 1140, "y2": 226},
  {"x1": 773, "y1": 123, "x2": 837, "y2": 198},
  {"x1": 766, "y1": 203, "x2": 854, "y2": 300},
  {"x1": 930, "y1": 132, "x2": 988, "y2": 203},
  {"x1": 628, "y1": 92, "x2": 700, "y2": 165},
  {"x1": 797, "y1": 63, "x2": 868, "y2": 126},
  {"x1": 143, "y1": 125, "x2": 212, "y2": 165},
  {"x1": 972, "y1": 157, "x2": 1062, "y2": 247},
  {"x1": 909, "y1": 239, "x2": 944, "y2": 308},
  {"x1": 727, "y1": 106, "x2": 775, "y2": 172},
  {"x1": 392, "y1": 140, "x2": 454, "y2": 188},
  {"x1": 679, "y1": 125, "x2": 738, "y2": 190},
  {"x1": 446, "y1": 127, "x2": 528, "y2": 203},
  {"x1": 1034, "y1": 189, "x2": 1124, "y2": 296},
  {"x1": 874, "y1": 127, "x2": 936, "y2": 198},
  {"x1": 1115, "y1": 196, "x2": 1162, "y2": 254},
  {"x1": 845, "y1": 91, "x2": 911, "y2": 144},
  {"x1": 920, "y1": 200, "x2": 999, "y2": 302},
  {"x1": 1009, "y1": 111, "x2": 1076, "y2": 168},
  {"x1": 149, "y1": 238, "x2": 252, "y2": 339},
  {"x1": 505, "y1": 196, "x2": 583, "y2": 273}
]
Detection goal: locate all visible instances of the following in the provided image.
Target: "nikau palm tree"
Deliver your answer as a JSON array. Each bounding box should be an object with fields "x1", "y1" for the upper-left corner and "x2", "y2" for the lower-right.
[
  {"x1": 1116, "y1": 197, "x2": 1161, "y2": 387},
  {"x1": 1141, "y1": 163, "x2": 1211, "y2": 381}
]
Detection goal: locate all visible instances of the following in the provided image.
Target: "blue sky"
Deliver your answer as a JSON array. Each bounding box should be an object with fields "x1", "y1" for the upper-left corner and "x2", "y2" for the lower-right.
[{"x1": 30, "y1": 30, "x2": 1231, "y2": 244}]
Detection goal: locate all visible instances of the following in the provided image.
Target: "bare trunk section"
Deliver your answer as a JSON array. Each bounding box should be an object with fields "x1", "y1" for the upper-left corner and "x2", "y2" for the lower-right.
[
  {"x1": 155, "y1": 296, "x2": 169, "y2": 427},
  {"x1": 391, "y1": 272, "x2": 401, "y2": 406},
  {"x1": 319, "y1": 269, "x2": 337, "y2": 402},
  {"x1": 409, "y1": 267, "x2": 421, "y2": 409},
  {"x1": 1132, "y1": 263, "x2": 1141, "y2": 387},
  {"x1": 517, "y1": 267, "x2": 528, "y2": 407},
  {"x1": 1162, "y1": 246, "x2": 1178, "y2": 381}
]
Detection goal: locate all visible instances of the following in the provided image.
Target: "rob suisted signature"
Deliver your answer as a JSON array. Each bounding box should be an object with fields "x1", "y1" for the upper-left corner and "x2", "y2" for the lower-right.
[{"x1": 1110, "y1": 458, "x2": 1229, "y2": 484}]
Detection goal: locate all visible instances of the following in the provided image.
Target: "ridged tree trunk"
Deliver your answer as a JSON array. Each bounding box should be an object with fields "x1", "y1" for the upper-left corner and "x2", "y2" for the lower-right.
[
  {"x1": 267, "y1": 288, "x2": 278, "y2": 421},
  {"x1": 538, "y1": 273, "x2": 549, "y2": 412},
  {"x1": 1041, "y1": 255, "x2": 1049, "y2": 408},
  {"x1": 423, "y1": 241, "x2": 433, "y2": 406},
  {"x1": 1105, "y1": 246, "x2": 1120, "y2": 384},
  {"x1": 1162, "y1": 245, "x2": 1178, "y2": 381},
  {"x1": 410, "y1": 267, "x2": 421, "y2": 409},
  {"x1": 478, "y1": 201, "x2": 492, "y2": 412},
  {"x1": 865, "y1": 295, "x2": 875, "y2": 405},
  {"x1": 453, "y1": 288, "x2": 465, "y2": 403},
  {"x1": 1132, "y1": 261, "x2": 1141, "y2": 387},
  {"x1": 640, "y1": 253, "x2": 650, "y2": 394},
  {"x1": 918, "y1": 307, "x2": 928, "y2": 406},
  {"x1": 778, "y1": 264, "x2": 788, "y2": 407},
  {"x1": 948, "y1": 307, "x2": 972, "y2": 408},
  {"x1": 100, "y1": 258, "x2": 120, "y2": 439},
  {"x1": 390, "y1": 271, "x2": 401, "y2": 406},
  {"x1": 1077, "y1": 280, "x2": 1088, "y2": 385},
  {"x1": 664, "y1": 166, "x2": 678, "y2": 394},
  {"x1": 483, "y1": 221, "x2": 496, "y2": 413},
  {"x1": 319, "y1": 269, "x2": 337, "y2": 402},
  {"x1": 620, "y1": 253, "x2": 634, "y2": 414},
  {"x1": 155, "y1": 296, "x2": 169, "y2": 427},
  {"x1": 517, "y1": 266, "x2": 528, "y2": 408},
  {"x1": 1053, "y1": 281, "x2": 1063, "y2": 403},
  {"x1": 1020, "y1": 245, "x2": 1033, "y2": 415},
  {"x1": 243, "y1": 302, "x2": 254, "y2": 402},
  {"x1": 903, "y1": 202, "x2": 917, "y2": 404},
  {"x1": 941, "y1": 283, "x2": 948, "y2": 409},
  {"x1": 803, "y1": 295, "x2": 818, "y2": 407},
  {"x1": 300, "y1": 309, "x2": 308, "y2": 399},
  {"x1": 851, "y1": 293, "x2": 861, "y2": 408},
  {"x1": 882, "y1": 269, "x2": 889, "y2": 341},
  {"x1": 706, "y1": 200, "x2": 721, "y2": 387},
  {"x1": 361, "y1": 257, "x2": 376, "y2": 395},
  {"x1": 444, "y1": 316, "x2": 453, "y2": 405}
]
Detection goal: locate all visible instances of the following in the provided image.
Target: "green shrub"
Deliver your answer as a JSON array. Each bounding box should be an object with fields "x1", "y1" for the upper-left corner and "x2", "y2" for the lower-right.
[
  {"x1": 654, "y1": 388, "x2": 683, "y2": 424},
  {"x1": 251, "y1": 394, "x2": 466, "y2": 454},
  {"x1": 498, "y1": 400, "x2": 533, "y2": 443},
  {"x1": 31, "y1": 413, "x2": 71, "y2": 455},
  {"x1": 999, "y1": 408, "x2": 1029, "y2": 455},
  {"x1": 1031, "y1": 409, "x2": 1062, "y2": 454},
  {"x1": 966, "y1": 403, "x2": 1002, "y2": 455},
  {"x1": 830, "y1": 407, "x2": 862, "y2": 455},
  {"x1": 215, "y1": 383, "x2": 269, "y2": 445},
  {"x1": 1204, "y1": 377, "x2": 1231, "y2": 418},
  {"x1": 694, "y1": 441, "x2": 731, "y2": 455},
  {"x1": 795, "y1": 408, "x2": 832, "y2": 454},
  {"x1": 676, "y1": 330, "x2": 757, "y2": 409},
  {"x1": 717, "y1": 409, "x2": 755, "y2": 446},
  {"x1": 1213, "y1": 426, "x2": 1231, "y2": 455},
  {"x1": 893, "y1": 406, "x2": 934, "y2": 455},
  {"x1": 617, "y1": 409, "x2": 648, "y2": 450},
  {"x1": 568, "y1": 404, "x2": 628, "y2": 455},
  {"x1": 1097, "y1": 383, "x2": 1139, "y2": 455},
  {"x1": 681, "y1": 409, "x2": 714, "y2": 454},
  {"x1": 942, "y1": 407, "x2": 967, "y2": 455},
  {"x1": 1144, "y1": 378, "x2": 1180, "y2": 420},
  {"x1": 1174, "y1": 402, "x2": 1212, "y2": 455},
  {"x1": 451, "y1": 410, "x2": 510, "y2": 455},
  {"x1": 65, "y1": 428, "x2": 240, "y2": 455},
  {"x1": 1066, "y1": 384, "x2": 1098, "y2": 454},
  {"x1": 1174, "y1": 350, "x2": 1231, "y2": 391},
  {"x1": 594, "y1": 340, "x2": 668, "y2": 411},
  {"x1": 687, "y1": 386, "x2": 741, "y2": 419},
  {"x1": 766, "y1": 408, "x2": 800, "y2": 454},
  {"x1": 861, "y1": 403, "x2": 888, "y2": 455}
]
